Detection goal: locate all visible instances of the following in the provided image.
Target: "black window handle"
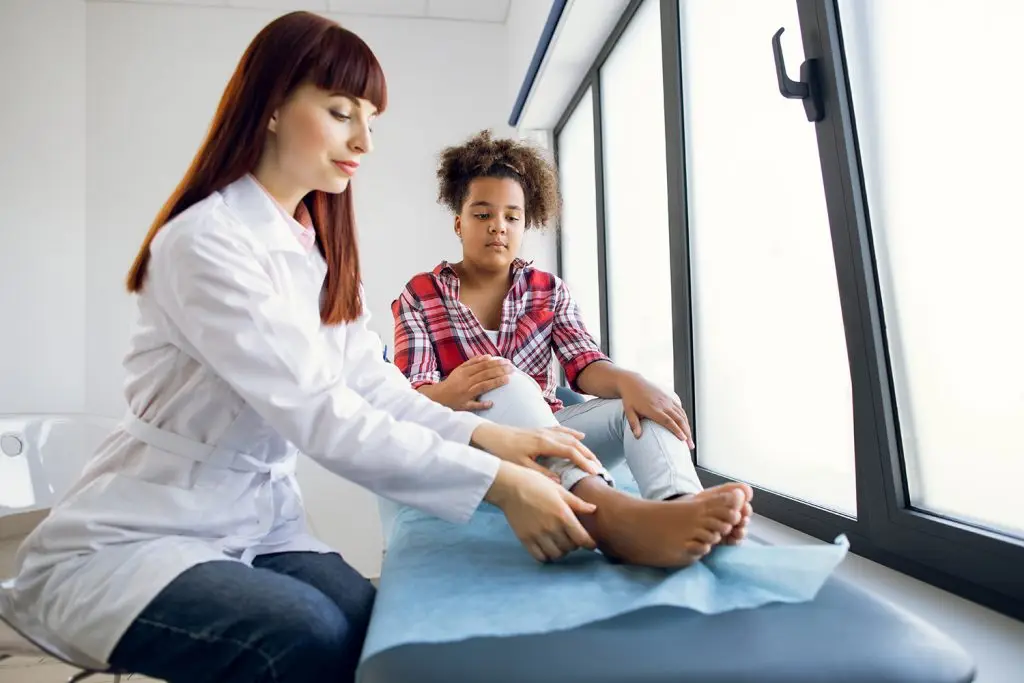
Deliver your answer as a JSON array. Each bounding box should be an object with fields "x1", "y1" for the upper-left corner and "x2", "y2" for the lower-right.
[{"x1": 772, "y1": 27, "x2": 824, "y2": 122}]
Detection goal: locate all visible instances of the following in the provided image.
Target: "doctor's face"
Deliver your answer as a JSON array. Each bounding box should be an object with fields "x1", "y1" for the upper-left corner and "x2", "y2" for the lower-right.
[{"x1": 266, "y1": 83, "x2": 376, "y2": 195}]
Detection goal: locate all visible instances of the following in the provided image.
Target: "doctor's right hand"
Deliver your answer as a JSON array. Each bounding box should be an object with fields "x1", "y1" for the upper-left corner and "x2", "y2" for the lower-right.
[
  {"x1": 469, "y1": 422, "x2": 602, "y2": 481},
  {"x1": 485, "y1": 461, "x2": 598, "y2": 562}
]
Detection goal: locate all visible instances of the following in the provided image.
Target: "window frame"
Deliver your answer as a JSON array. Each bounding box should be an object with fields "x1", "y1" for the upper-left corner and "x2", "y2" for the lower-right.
[
  {"x1": 549, "y1": 0, "x2": 1024, "y2": 621},
  {"x1": 553, "y1": 85, "x2": 610, "y2": 356}
]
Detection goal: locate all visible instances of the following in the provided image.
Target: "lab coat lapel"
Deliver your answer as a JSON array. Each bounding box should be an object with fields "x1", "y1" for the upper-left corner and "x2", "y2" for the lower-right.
[
  {"x1": 219, "y1": 175, "x2": 308, "y2": 257},
  {"x1": 220, "y1": 175, "x2": 327, "y2": 309}
]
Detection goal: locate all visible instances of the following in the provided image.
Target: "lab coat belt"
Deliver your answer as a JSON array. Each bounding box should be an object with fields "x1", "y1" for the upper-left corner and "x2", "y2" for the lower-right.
[{"x1": 120, "y1": 412, "x2": 296, "y2": 481}]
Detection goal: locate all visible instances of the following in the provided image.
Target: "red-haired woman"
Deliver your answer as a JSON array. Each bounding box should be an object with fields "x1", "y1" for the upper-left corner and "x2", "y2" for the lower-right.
[{"x1": 0, "y1": 12, "x2": 601, "y2": 683}]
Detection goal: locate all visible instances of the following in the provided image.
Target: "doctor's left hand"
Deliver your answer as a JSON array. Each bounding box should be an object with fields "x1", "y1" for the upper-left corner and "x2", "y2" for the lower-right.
[{"x1": 471, "y1": 423, "x2": 602, "y2": 482}]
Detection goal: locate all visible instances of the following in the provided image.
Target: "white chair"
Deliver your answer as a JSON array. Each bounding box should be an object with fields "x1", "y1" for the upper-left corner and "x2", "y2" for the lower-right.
[{"x1": 1, "y1": 413, "x2": 126, "y2": 681}]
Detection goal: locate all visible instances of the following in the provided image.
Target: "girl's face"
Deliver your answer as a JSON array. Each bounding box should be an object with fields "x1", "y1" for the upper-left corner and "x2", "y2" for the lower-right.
[
  {"x1": 266, "y1": 83, "x2": 376, "y2": 195},
  {"x1": 456, "y1": 177, "x2": 526, "y2": 272}
]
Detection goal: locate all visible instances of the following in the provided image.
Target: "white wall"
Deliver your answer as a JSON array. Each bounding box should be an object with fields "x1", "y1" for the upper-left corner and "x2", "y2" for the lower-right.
[
  {"x1": 506, "y1": 0, "x2": 560, "y2": 273},
  {"x1": 83, "y1": 0, "x2": 555, "y2": 576},
  {"x1": 0, "y1": 0, "x2": 560, "y2": 576},
  {"x1": 0, "y1": 0, "x2": 86, "y2": 414}
]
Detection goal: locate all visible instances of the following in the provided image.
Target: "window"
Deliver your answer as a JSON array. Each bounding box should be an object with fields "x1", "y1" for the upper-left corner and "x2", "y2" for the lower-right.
[
  {"x1": 556, "y1": 88, "x2": 604, "y2": 347},
  {"x1": 548, "y1": 0, "x2": 1024, "y2": 619},
  {"x1": 839, "y1": 0, "x2": 1024, "y2": 537},
  {"x1": 679, "y1": 0, "x2": 856, "y2": 515},
  {"x1": 599, "y1": 0, "x2": 675, "y2": 391}
]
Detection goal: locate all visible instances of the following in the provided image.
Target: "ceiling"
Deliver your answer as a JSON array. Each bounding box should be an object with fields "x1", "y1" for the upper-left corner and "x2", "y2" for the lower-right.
[{"x1": 89, "y1": 0, "x2": 513, "y2": 23}]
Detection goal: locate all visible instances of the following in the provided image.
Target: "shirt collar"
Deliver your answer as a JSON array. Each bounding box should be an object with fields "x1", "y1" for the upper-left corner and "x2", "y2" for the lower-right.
[
  {"x1": 435, "y1": 257, "x2": 532, "y2": 280},
  {"x1": 249, "y1": 174, "x2": 317, "y2": 251},
  {"x1": 222, "y1": 174, "x2": 316, "y2": 254}
]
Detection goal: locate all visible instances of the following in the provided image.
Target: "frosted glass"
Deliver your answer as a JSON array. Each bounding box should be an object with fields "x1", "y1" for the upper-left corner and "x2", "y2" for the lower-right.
[
  {"x1": 681, "y1": 0, "x2": 856, "y2": 515},
  {"x1": 839, "y1": 0, "x2": 1024, "y2": 536},
  {"x1": 557, "y1": 88, "x2": 602, "y2": 344},
  {"x1": 600, "y1": 0, "x2": 675, "y2": 391}
]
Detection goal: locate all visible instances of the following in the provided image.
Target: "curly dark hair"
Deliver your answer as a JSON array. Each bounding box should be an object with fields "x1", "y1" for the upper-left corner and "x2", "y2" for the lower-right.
[{"x1": 436, "y1": 130, "x2": 560, "y2": 230}]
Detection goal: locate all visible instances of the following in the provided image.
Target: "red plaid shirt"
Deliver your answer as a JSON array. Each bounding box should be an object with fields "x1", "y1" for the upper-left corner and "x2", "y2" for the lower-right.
[{"x1": 391, "y1": 259, "x2": 609, "y2": 412}]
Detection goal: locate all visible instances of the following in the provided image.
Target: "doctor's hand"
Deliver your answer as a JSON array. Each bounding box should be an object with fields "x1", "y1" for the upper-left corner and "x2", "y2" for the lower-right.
[
  {"x1": 421, "y1": 355, "x2": 514, "y2": 411},
  {"x1": 470, "y1": 423, "x2": 602, "y2": 482},
  {"x1": 486, "y1": 461, "x2": 598, "y2": 562}
]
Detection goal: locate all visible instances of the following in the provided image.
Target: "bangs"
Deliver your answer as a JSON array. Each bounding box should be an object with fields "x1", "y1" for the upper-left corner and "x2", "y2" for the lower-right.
[{"x1": 306, "y1": 25, "x2": 387, "y2": 114}]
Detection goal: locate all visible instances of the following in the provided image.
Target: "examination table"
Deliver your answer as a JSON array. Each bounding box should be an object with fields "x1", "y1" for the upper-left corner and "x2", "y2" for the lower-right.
[{"x1": 362, "y1": 389, "x2": 975, "y2": 683}]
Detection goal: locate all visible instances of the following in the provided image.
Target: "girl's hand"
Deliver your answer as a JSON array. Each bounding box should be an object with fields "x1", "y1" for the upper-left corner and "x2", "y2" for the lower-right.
[
  {"x1": 618, "y1": 372, "x2": 695, "y2": 448},
  {"x1": 434, "y1": 355, "x2": 514, "y2": 411}
]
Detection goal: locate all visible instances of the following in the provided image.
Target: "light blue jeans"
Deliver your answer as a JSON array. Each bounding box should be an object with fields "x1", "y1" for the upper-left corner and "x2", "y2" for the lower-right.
[{"x1": 475, "y1": 370, "x2": 703, "y2": 501}]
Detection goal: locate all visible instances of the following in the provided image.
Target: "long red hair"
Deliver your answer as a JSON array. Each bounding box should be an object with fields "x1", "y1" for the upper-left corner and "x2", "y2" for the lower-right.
[{"x1": 125, "y1": 11, "x2": 387, "y2": 324}]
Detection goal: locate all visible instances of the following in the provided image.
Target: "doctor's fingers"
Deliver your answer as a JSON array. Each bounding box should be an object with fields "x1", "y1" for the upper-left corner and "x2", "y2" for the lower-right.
[
  {"x1": 538, "y1": 436, "x2": 601, "y2": 474},
  {"x1": 520, "y1": 459, "x2": 563, "y2": 484},
  {"x1": 544, "y1": 429, "x2": 600, "y2": 462},
  {"x1": 536, "y1": 532, "x2": 575, "y2": 562},
  {"x1": 525, "y1": 541, "x2": 549, "y2": 563},
  {"x1": 560, "y1": 511, "x2": 597, "y2": 551},
  {"x1": 549, "y1": 425, "x2": 587, "y2": 441},
  {"x1": 551, "y1": 526, "x2": 585, "y2": 556}
]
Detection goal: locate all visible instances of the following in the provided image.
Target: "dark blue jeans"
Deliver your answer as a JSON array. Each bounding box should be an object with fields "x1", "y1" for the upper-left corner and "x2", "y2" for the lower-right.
[{"x1": 108, "y1": 551, "x2": 376, "y2": 683}]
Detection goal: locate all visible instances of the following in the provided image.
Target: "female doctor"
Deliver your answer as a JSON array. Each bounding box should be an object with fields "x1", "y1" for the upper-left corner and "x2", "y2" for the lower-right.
[{"x1": 0, "y1": 11, "x2": 601, "y2": 683}]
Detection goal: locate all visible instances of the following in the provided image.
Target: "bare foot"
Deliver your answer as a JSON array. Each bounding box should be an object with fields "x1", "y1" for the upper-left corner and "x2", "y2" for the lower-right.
[
  {"x1": 708, "y1": 482, "x2": 753, "y2": 545},
  {"x1": 571, "y1": 478, "x2": 746, "y2": 568},
  {"x1": 724, "y1": 500, "x2": 753, "y2": 544},
  {"x1": 669, "y1": 482, "x2": 753, "y2": 545}
]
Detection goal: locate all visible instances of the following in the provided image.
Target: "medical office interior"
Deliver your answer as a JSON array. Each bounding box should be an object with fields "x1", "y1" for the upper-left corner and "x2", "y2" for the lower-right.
[{"x1": 1, "y1": 0, "x2": 1022, "y2": 681}]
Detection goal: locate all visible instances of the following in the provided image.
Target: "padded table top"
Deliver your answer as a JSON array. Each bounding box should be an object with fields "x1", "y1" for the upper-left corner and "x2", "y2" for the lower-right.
[{"x1": 359, "y1": 572, "x2": 975, "y2": 683}]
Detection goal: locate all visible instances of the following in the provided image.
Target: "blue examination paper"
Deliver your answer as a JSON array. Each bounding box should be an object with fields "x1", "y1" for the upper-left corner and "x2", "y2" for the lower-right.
[{"x1": 359, "y1": 496, "x2": 849, "y2": 666}]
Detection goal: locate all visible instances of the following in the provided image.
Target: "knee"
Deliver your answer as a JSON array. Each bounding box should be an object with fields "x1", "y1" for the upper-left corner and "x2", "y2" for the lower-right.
[
  {"x1": 476, "y1": 368, "x2": 556, "y2": 429},
  {"x1": 481, "y1": 366, "x2": 543, "y2": 401},
  {"x1": 269, "y1": 594, "x2": 372, "y2": 682}
]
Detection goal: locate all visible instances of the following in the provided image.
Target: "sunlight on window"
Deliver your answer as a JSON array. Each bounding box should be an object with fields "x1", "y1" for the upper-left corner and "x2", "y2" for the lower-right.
[
  {"x1": 557, "y1": 88, "x2": 603, "y2": 344},
  {"x1": 839, "y1": 0, "x2": 1024, "y2": 536},
  {"x1": 680, "y1": 0, "x2": 857, "y2": 515},
  {"x1": 601, "y1": 0, "x2": 675, "y2": 391}
]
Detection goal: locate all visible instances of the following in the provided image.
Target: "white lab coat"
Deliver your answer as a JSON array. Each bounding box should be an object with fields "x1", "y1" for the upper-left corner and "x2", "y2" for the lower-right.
[{"x1": 0, "y1": 175, "x2": 499, "y2": 669}]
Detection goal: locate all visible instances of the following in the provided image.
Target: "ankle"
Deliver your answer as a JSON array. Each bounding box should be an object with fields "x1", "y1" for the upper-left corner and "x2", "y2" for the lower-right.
[{"x1": 569, "y1": 476, "x2": 618, "y2": 506}]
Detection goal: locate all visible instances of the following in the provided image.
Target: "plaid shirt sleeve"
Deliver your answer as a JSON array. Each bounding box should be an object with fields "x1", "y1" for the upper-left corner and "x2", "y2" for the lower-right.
[
  {"x1": 551, "y1": 277, "x2": 609, "y2": 390},
  {"x1": 391, "y1": 285, "x2": 441, "y2": 389}
]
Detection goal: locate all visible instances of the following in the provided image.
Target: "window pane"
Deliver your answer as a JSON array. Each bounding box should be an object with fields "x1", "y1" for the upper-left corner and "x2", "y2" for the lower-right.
[
  {"x1": 601, "y1": 0, "x2": 675, "y2": 390},
  {"x1": 681, "y1": 0, "x2": 857, "y2": 515},
  {"x1": 839, "y1": 0, "x2": 1024, "y2": 536},
  {"x1": 557, "y1": 88, "x2": 602, "y2": 345}
]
